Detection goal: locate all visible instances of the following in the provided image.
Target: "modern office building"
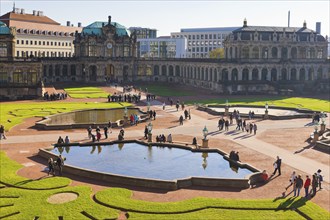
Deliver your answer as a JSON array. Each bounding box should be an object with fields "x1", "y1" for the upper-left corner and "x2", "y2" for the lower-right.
[
  {"x1": 0, "y1": 8, "x2": 82, "y2": 58},
  {"x1": 128, "y1": 27, "x2": 157, "y2": 39},
  {"x1": 137, "y1": 37, "x2": 186, "y2": 58},
  {"x1": 171, "y1": 27, "x2": 238, "y2": 58}
]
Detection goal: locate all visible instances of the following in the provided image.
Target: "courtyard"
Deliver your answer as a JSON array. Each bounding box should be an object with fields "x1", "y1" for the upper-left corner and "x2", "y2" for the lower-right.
[{"x1": 0, "y1": 83, "x2": 329, "y2": 219}]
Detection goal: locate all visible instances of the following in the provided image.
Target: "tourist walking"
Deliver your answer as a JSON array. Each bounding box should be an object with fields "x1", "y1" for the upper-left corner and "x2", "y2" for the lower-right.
[
  {"x1": 304, "y1": 175, "x2": 311, "y2": 198},
  {"x1": 272, "y1": 156, "x2": 282, "y2": 176},
  {"x1": 0, "y1": 125, "x2": 6, "y2": 140},
  {"x1": 87, "y1": 126, "x2": 92, "y2": 139},
  {"x1": 225, "y1": 120, "x2": 229, "y2": 131},
  {"x1": 167, "y1": 134, "x2": 173, "y2": 143},
  {"x1": 179, "y1": 115, "x2": 184, "y2": 125},
  {"x1": 310, "y1": 174, "x2": 318, "y2": 198},
  {"x1": 253, "y1": 123, "x2": 257, "y2": 135},
  {"x1": 56, "y1": 155, "x2": 64, "y2": 176},
  {"x1": 153, "y1": 110, "x2": 156, "y2": 120},
  {"x1": 286, "y1": 171, "x2": 296, "y2": 190},
  {"x1": 104, "y1": 126, "x2": 109, "y2": 139},
  {"x1": 316, "y1": 169, "x2": 323, "y2": 189},
  {"x1": 293, "y1": 175, "x2": 303, "y2": 197},
  {"x1": 96, "y1": 131, "x2": 101, "y2": 142},
  {"x1": 48, "y1": 158, "x2": 55, "y2": 176}
]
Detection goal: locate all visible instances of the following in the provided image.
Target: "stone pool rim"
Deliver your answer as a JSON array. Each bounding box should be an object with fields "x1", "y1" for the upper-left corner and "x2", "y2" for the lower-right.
[
  {"x1": 198, "y1": 104, "x2": 318, "y2": 120},
  {"x1": 38, "y1": 140, "x2": 261, "y2": 190},
  {"x1": 35, "y1": 107, "x2": 148, "y2": 130}
]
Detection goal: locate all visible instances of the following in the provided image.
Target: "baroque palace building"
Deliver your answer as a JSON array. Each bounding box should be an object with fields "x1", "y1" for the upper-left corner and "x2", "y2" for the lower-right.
[{"x1": 1, "y1": 17, "x2": 329, "y2": 100}]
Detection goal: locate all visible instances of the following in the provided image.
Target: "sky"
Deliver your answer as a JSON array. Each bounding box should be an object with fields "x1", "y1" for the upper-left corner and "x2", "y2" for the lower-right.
[{"x1": 1, "y1": 0, "x2": 329, "y2": 37}]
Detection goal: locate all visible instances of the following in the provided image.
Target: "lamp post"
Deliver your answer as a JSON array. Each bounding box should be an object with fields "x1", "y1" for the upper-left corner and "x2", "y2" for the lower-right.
[
  {"x1": 202, "y1": 126, "x2": 209, "y2": 148},
  {"x1": 313, "y1": 122, "x2": 319, "y2": 143},
  {"x1": 147, "y1": 122, "x2": 153, "y2": 142},
  {"x1": 320, "y1": 113, "x2": 326, "y2": 133},
  {"x1": 264, "y1": 102, "x2": 269, "y2": 119},
  {"x1": 225, "y1": 99, "x2": 229, "y2": 116}
]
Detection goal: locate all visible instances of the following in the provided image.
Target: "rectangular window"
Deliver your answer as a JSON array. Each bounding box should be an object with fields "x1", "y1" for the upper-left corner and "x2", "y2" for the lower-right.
[
  {"x1": 17, "y1": 51, "x2": 19, "y2": 57},
  {"x1": 43, "y1": 41, "x2": 45, "y2": 45},
  {"x1": 197, "y1": 35, "x2": 199, "y2": 40},
  {"x1": 205, "y1": 35, "x2": 208, "y2": 39},
  {"x1": 35, "y1": 41, "x2": 37, "y2": 45},
  {"x1": 209, "y1": 34, "x2": 212, "y2": 39},
  {"x1": 21, "y1": 40, "x2": 24, "y2": 44},
  {"x1": 17, "y1": 40, "x2": 19, "y2": 44},
  {"x1": 13, "y1": 72, "x2": 24, "y2": 83},
  {"x1": 30, "y1": 41, "x2": 33, "y2": 45}
]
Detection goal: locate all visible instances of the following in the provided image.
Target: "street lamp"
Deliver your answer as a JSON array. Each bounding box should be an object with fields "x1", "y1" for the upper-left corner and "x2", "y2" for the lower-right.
[
  {"x1": 314, "y1": 122, "x2": 319, "y2": 133},
  {"x1": 147, "y1": 122, "x2": 153, "y2": 142},
  {"x1": 202, "y1": 126, "x2": 208, "y2": 140},
  {"x1": 225, "y1": 99, "x2": 229, "y2": 108},
  {"x1": 147, "y1": 122, "x2": 153, "y2": 134},
  {"x1": 124, "y1": 107, "x2": 128, "y2": 117},
  {"x1": 147, "y1": 101, "x2": 150, "y2": 112}
]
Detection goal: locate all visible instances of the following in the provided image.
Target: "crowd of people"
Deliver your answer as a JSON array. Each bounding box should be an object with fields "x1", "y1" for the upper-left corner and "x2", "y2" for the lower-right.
[
  {"x1": 47, "y1": 154, "x2": 64, "y2": 176},
  {"x1": 283, "y1": 169, "x2": 323, "y2": 198},
  {"x1": 108, "y1": 93, "x2": 141, "y2": 103},
  {"x1": 44, "y1": 91, "x2": 67, "y2": 101}
]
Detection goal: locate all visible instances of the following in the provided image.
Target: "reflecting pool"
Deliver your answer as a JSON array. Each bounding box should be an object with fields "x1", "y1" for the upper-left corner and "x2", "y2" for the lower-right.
[
  {"x1": 41, "y1": 108, "x2": 144, "y2": 125},
  {"x1": 51, "y1": 143, "x2": 254, "y2": 181}
]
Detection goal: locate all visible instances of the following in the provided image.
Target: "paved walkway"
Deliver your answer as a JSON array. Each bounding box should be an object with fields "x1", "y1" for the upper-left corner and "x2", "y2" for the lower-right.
[{"x1": 1, "y1": 90, "x2": 329, "y2": 184}]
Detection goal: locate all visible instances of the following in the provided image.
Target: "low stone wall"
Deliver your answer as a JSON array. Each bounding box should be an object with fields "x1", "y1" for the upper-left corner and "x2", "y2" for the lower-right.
[
  {"x1": 39, "y1": 140, "x2": 259, "y2": 190},
  {"x1": 198, "y1": 104, "x2": 316, "y2": 120},
  {"x1": 35, "y1": 107, "x2": 149, "y2": 130}
]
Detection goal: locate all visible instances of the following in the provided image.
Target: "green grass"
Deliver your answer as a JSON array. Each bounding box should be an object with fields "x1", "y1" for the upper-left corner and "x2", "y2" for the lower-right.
[
  {"x1": 0, "y1": 151, "x2": 118, "y2": 219},
  {"x1": 0, "y1": 151, "x2": 71, "y2": 189},
  {"x1": 1, "y1": 102, "x2": 131, "y2": 131},
  {"x1": 95, "y1": 188, "x2": 330, "y2": 219},
  {"x1": 186, "y1": 97, "x2": 330, "y2": 112},
  {"x1": 145, "y1": 84, "x2": 196, "y2": 97},
  {"x1": 65, "y1": 87, "x2": 110, "y2": 98},
  {"x1": 0, "y1": 186, "x2": 118, "y2": 219}
]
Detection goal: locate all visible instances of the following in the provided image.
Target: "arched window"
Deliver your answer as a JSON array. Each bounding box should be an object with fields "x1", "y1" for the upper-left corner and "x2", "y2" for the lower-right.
[
  {"x1": 281, "y1": 68, "x2": 287, "y2": 80},
  {"x1": 271, "y1": 68, "x2": 277, "y2": 81},
  {"x1": 290, "y1": 68, "x2": 297, "y2": 81},
  {"x1": 175, "y1": 65, "x2": 180, "y2": 76},
  {"x1": 241, "y1": 46, "x2": 249, "y2": 59},
  {"x1": 153, "y1": 65, "x2": 159, "y2": 75},
  {"x1": 271, "y1": 47, "x2": 278, "y2": 58},
  {"x1": 299, "y1": 68, "x2": 305, "y2": 81},
  {"x1": 252, "y1": 68, "x2": 259, "y2": 80},
  {"x1": 281, "y1": 47, "x2": 288, "y2": 59},
  {"x1": 291, "y1": 47, "x2": 297, "y2": 59},
  {"x1": 252, "y1": 47, "x2": 259, "y2": 59},
  {"x1": 317, "y1": 67, "x2": 323, "y2": 79},
  {"x1": 221, "y1": 69, "x2": 228, "y2": 81},
  {"x1": 242, "y1": 68, "x2": 249, "y2": 81},
  {"x1": 261, "y1": 68, "x2": 268, "y2": 80},
  {"x1": 161, "y1": 65, "x2": 167, "y2": 76},
  {"x1": 232, "y1": 68, "x2": 238, "y2": 81},
  {"x1": 169, "y1": 65, "x2": 174, "y2": 76}
]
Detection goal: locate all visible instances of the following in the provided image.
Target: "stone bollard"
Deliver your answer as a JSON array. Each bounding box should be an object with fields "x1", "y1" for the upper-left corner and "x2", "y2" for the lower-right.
[
  {"x1": 313, "y1": 131, "x2": 319, "y2": 143},
  {"x1": 202, "y1": 139, "x2": 209, "y2": 148}
]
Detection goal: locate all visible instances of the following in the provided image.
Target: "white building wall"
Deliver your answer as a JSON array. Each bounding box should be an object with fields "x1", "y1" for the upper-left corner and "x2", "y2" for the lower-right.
[
  {"x1": 171, "y1": 27, "x2": 238, "y2": 58},
  {"x1": 137, "y1": 38, "x2": 187, "y2": 58}
]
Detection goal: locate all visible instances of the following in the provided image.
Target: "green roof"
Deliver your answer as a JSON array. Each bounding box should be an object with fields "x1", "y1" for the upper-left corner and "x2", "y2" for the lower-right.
[
  {"x1": 82, "y1": 21, "x2": 130, "y2": 37},
  {"x1": 0, "y1": 21, "x2": 10, "y2": 35}
]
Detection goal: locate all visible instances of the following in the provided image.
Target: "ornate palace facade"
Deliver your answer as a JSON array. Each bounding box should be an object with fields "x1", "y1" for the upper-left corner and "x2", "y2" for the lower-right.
[{"x1": 1, "y1": 18, "x2": 329, "y2": 99}]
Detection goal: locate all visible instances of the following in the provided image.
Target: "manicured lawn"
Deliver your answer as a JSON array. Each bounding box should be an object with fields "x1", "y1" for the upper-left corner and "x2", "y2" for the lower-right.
[
  {"x1": 95, "y1": 188, "x2": 330, "y2": 219},
  {"x1": 0, "y1": 151, "x2": 329, "y2": 219},
  {"x1": 0, "y1": 102, "x2": 131, "y2": 131},
  {"x1": 186, "y1": 97, "x2": 330, "y2": 112},
  {"x1": 145, "y1": 84, "x2": 197, "y2": 97},
  {"x1": 65, "y1": 87, "x2": 110, "y2": 98}
]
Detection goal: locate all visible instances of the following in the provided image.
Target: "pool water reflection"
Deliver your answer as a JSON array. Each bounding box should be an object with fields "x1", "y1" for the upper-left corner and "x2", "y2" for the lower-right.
[{"x1": 52, "y1": 143, "x2": 253, "y2": 181}]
